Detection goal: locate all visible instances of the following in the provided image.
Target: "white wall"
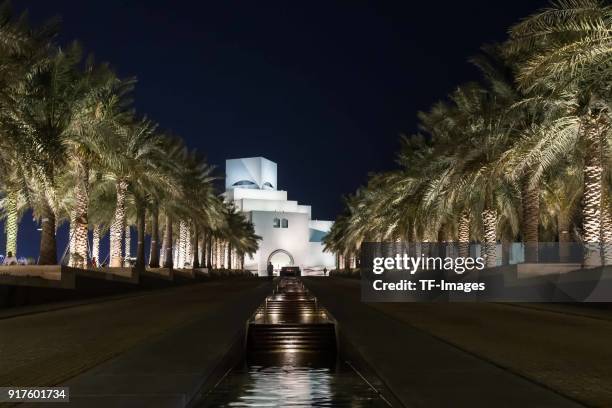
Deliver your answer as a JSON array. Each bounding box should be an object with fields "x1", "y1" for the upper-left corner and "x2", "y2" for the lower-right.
[
  {"x1": 243, "y1": 211, "x2": 335, "y2": 275},
  {"x1": 304, "y1": 242, "x2": 336, "y2": 272},
  {"x1": 298, "y1": 205, "x2": 312, "y2": 218},
  {"x1": 240, "y1": 199, "x2": 311, "y2": 213},
  {"x1": 309, "y1": 220, "x2": 333, "y2": 232},
  {"x1": 225, "y1": 157, "x2": 277, "y2": 190},
  {"x1": 225, "y1": 157, "x2": 335, "y2": 275},
  {"x1": 228, "y1": 188, "x2": 287, "y2": 201},
  {"x1": 249, "y1": 211, "x2": 309, "y2": 274}
]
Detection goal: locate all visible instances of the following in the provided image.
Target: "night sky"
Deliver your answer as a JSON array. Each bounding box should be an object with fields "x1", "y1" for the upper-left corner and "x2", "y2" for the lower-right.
[{"x1": 7, "y1": 0, "x2": 549, "y2": 259}]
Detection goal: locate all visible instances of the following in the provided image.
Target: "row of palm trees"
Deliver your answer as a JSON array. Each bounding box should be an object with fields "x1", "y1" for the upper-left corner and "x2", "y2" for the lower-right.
[
  {"x1": 0, "y1": 2, "x2": 260, "y2": 269},
  {"x1": 325, "y1": 0, "x2": 612, "y2": 269}
]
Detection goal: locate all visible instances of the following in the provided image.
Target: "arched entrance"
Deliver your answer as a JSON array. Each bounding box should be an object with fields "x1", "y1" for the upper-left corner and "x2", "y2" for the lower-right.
[{"x1": 267, "y1": 249, "x2": 294, "y2": 274}]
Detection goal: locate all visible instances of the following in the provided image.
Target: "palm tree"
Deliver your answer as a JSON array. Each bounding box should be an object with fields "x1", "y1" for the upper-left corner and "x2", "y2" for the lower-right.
[
  {"x1": 0, "y1": 148, "x2": 28, "y2": 257},
  {"x1": 161, "y1": 213, "x2": 174, "y2": 268},
  {"x1": 16, "y1": 45, "x2": 86, "y2": 264},
  {"x1": 222, "y1": 204, "x2": 260, "y2": 270},
  {"x1": 324, "y1": 1, "x2": 612, "y2": 273},
  {"x1": 0, "y1": 2, "x2": 59, "y2": 263},
  {"x1": 148, "y1": 205, "x2": 161, "y2": 267},
  {"x1": 508, "y1": 0, "x2": 612, "y2": 265},
  {"x1": 541, "y1": 164, "x2": 583, "y2": 261},
  {"x1": 101, "y1": 118, "x2": 163, "y2": 267},
  {"x1": 0, "y1": 2, "x2": 238, "y2": 271},
  {"x1": 66, "y1": 71, "x2": 134, "y2": 267},
  {"x1": 469, "y1": 44, "x2": 554, "y2": 262},
  {"x1": 87, "y1": 175, "x2": 116, "y2": 266}
]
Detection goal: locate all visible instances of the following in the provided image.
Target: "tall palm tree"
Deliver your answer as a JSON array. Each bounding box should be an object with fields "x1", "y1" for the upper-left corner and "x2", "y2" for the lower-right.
[
  {"x1": 541, "y1": 164, "x2": 583, "y2": 261},
  {"x1": 508, "y1": 0, "x2": 612, "y2": 264},
  {"x1": 100, "y1": 118, "x2": 163, "y2": 267},
  {"x1": 0, "y1": 148, "x2": 28, "y2": 257},
  {"x1": 222, "y1": 203, "x2": 260, "y2": 270},
  {"x1": 66, "y1": 71, "x2": 134, "y2": 267},
  {"x1": 469, "y1": 44, "x2": 554, "y2": 262},
  {"x1": 0, "y1": 2, "x2": 59, "y2": 263},
  {"x1": 15, "y1": 44, "x2": 89, "y2": 264}
]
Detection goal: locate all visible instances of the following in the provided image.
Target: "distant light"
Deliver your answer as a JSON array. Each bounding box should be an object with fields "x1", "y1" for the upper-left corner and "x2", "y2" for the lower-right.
[{"x1": 36, "y1": 228, "x2": 42, "y2": 231}]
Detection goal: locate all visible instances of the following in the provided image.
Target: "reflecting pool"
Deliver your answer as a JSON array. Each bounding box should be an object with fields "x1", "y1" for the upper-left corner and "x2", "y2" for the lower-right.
[{"x1": 197, "y1": 360, "x2": 389, "y2": 407}]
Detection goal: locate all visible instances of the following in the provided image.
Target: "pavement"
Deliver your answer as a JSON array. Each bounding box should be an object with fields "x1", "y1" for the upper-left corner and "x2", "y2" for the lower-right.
[
  {"x1": 303, "y1": 277, "x2": 604, "y2": 408},
  {"x1": 2, "y1": 276, "x2": 609, "y2": 407},
  {"x1": 0, "y1": 278, "x2": 272, "y2": 407}
]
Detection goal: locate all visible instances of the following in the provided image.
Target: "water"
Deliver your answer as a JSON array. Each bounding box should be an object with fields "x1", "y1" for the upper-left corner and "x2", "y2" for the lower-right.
[
  {"x1": 197, "y1": 278, "x2": 390, "y2": 407},
  {"x1": 197, "y1": 359, "x2": 389, "y2": 407}
]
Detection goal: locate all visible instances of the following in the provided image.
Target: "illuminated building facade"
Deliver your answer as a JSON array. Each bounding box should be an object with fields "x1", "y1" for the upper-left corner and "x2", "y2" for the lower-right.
[{"x1": 225, "y1": 157, "x2": 335, "y2": 275}]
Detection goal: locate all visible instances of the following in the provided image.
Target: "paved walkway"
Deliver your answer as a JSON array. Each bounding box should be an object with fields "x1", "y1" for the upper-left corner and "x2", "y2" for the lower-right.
[
  {"x1": 304, "y1": 277, "x2": 590, "y2": 408},
  {"x1": 0, "y1": 279, "x2": 272, "y2": 407}
]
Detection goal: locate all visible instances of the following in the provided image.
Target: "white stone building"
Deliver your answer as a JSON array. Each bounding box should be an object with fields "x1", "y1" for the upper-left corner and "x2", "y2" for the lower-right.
[{"x1": 224, "y1": 157, "x2": 335, "y2": 275}]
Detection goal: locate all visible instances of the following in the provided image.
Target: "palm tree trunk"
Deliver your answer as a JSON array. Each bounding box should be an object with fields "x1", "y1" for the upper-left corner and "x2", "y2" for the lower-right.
[
  {"x1": 210, "y1": 237, "x2": 215, "y2": 268},
  {"x1": 601, "y1": 194, "x2": 612, "y2": 265},
  {"x1": 185, "y1": 223, "x2": 192, "y2": 267},
  {"x1": 160, "y1": 221, "x2": 166, "y2": 266},
  {"x1": 210, "y1": 235, "x2": 214, "y2": 269},
  {"x1": 69, "y1": 164, "x2": 89, "y2": 268},
  {"x1": 162, "y1": 215, "x2": 173, "y2": 268},
  {"x1": 178, "y1": 220, "x2": 186, "y2": 268},
  {"x1": 149, "y1": 207, "x2": 160, "y2": 267},
  {"x1": 202, "y1": 233, "x2": 208, "y2": 268},
  {"x1": 481, "y1": 208, "x2": 497, "y2": 268},
  {"x1": 458, "y1": 211, "x2": 470, "y2": 258},
  {"x1": 5, "y1": 190, "x2": 18, "y2": 256},
  {"x1": 177, "y1": 221, "x2": 187, "y2": 268},
  {"x1": 558, "y1": 214, "x2": 571, "y2": 262},
  {"x1": 198, "y1": 235, "x2": 206, "y2": 268},
  {"x1": 206, "y1": 233, "x2": 213, "y2": 269},
  {"x1": 39, "y1": 175, "x2": 59, "y2": 265},
  {"x1": 222, "y1": 240, "x2": 227, "y2": 268},
  {"x1": 176, "y1": 222, "x2": 182, "y2": 267},
  {"x1": 192, "y1": 223, "x2": 200, "y2": 268},
  {"x1": 227, "y1": 242, "x2": 232, "y2": 269},
  {"x1": 581, "y1": 114, "x2": 606, "y2": 265},
  {"x1": 217, "y1": 239, "x2": 223, "y2": 268},
  {"x1": 219, "y1": 240, "x2": 225, "y2": 268},
  {"x1": 38, "y1": 200, "x2": 57, "y2": 265},
  {"x1": 124, "y1": 222, "x2": 131, "y2": 266},
  {"x1": 501, "y1": 238, "x2": 511, "y2": 266},
  {"x1": 92, "y1": 225, "x2": 101, "y2": 266},
  {"x1": 109, "y1": 180, "x2": 128, "y2": 267},
  {"x1": 68, "y1": 220, "x2": 75, "y2": 265},
  {"x1": 173, "y1": 237, "x2": 178, "y2": 264},
  {"x1": 136, "y1": 204, "x2": 146, "y2": 270},
  {"x1": 200, "y1": 231, "x2": 206, "y2": 268},
  {"x1": 522, "y1": 177, "x2": 539, "y2": 263}
]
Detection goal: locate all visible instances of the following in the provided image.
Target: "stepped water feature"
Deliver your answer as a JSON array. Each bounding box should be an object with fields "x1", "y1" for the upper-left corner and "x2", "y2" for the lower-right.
[
  {"x1": 196, "y1": 277, "x2": 391, "y2": 407},
  {"x1": 247, "y1": 278, "x2": 337, "y2": 356}
]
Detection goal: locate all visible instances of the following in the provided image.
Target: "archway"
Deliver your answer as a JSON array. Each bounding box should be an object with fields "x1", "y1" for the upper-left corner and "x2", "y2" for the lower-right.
[{"x1": 267, "y1": 249, "x2": 294, "y2": 273}]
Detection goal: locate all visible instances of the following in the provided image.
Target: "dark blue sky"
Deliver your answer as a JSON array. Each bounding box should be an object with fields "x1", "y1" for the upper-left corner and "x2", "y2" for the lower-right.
[{"x1": 7, "y1": 0, "x2": 548, "y2": 259}]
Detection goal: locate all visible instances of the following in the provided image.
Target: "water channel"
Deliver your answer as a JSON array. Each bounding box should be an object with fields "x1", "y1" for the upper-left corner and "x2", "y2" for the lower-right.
[{"x1": 196, "y1": 278, "x2": 391, "y2": 407}]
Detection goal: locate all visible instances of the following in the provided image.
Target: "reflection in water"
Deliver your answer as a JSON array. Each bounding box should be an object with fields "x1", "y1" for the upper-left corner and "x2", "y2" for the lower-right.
[
  {"x1": 198, "y1": 361, "x2": 387, "y2": 407},
  {"x1": 199, "y1": 279, "x2": 388, "y2": 407}
]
